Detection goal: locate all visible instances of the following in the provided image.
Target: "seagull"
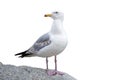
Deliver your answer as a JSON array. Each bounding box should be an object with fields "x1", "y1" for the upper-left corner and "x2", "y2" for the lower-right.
[{"x1": 15, "y1": 11, "x2": 68, "y2": 76}]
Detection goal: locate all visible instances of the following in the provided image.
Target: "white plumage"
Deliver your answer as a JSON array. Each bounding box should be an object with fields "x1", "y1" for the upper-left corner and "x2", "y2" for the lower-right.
[{"x1": 15, "y1": 11, "x2": 68, "y2": 76}]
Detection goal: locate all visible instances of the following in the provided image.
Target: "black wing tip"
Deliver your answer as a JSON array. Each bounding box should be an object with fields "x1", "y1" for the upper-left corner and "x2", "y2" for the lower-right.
[
  {"x1": 15, "y1": 50, "x2": 28, "y2": 58},
  {"x1": 18, "y1": 56, "x2": 24, "y2": 58},
  {"x1": 15, "y1": 53, "x2": 20, "y2": 56},
  {"x1": 15, "y1": 54, "x2": 24, "y2": 58},
  {"x1": 15, "y1": 50, "x2": 33, "y2": 58}
]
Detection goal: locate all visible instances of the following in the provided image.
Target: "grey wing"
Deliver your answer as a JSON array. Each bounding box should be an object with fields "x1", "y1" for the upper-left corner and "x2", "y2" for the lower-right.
[{"x1": 28, "y1": 33, "x2": 51, "y2": 53}]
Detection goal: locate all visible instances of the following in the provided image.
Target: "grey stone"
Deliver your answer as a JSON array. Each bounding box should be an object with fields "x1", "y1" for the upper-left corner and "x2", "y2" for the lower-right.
[
  {"x1": 0, "y1": 62, "x2": 2, "y2": 66},
  {"x1": 0, "y1": 62, "x2": 76, "y2": 80}
]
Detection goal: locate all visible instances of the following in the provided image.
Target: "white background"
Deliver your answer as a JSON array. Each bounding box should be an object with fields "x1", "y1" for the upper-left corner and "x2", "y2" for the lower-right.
[{"x1": 0, "y1": 0, "x2": 120, "y2": 80}]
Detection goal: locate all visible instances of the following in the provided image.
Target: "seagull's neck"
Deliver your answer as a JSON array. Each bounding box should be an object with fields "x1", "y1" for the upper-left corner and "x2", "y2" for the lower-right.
[{"x1": 50, "y1": 19, "x2": 64, "y2": 34}]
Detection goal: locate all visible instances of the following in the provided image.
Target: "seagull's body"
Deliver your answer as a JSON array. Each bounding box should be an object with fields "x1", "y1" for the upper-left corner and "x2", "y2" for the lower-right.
[
  {"x1": 15, "y1": 11, "x2": 67, "y2": 75},
  {"x1": 37, "y1": 33, "x2": 67, "y2": 57}
]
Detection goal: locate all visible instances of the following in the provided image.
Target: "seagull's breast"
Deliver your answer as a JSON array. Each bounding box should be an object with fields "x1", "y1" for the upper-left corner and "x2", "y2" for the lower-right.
[
  {"x1": 37, "y1": 33, "x2": 68, "y2": 57},
  {"x1": 51, "y1": 34, "x2": 68, "y2": 51}
]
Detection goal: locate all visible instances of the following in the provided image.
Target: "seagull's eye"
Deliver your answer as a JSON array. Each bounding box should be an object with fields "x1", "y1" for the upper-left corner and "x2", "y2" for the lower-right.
[{"x1": 55, "y1": 11, "x2": 58, "y2": 14}]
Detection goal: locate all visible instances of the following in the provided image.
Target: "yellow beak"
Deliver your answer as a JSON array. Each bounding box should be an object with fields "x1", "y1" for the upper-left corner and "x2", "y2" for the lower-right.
[{"x1": 44, "y1": 14, "x2": 52, "y2": 17}]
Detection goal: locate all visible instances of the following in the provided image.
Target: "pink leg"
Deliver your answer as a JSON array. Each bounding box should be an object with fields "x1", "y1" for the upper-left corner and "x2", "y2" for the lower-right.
[
  {"x1": 47, "y1": 56, "x2": 64, "y2": 76},
  {"x1": 55, "y1": 55, "x2": 57, "y2": 71},
  {"x1": 46, "y1": 57, "x2": 48, "y2": 70}
]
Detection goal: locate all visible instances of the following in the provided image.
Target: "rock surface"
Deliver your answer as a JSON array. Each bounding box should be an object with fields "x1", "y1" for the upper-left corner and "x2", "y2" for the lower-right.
[{"x1": 0, "y1": 62, "x2": 76, "y2": 80}]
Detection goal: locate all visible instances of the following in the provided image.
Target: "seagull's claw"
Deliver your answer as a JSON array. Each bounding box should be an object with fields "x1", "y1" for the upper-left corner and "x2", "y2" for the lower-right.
[{"x1": 47, "y1": 70, "x2": 64, "y2": 76}]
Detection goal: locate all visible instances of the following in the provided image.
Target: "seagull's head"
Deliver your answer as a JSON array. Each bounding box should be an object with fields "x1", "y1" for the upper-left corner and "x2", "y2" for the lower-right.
[{"x1": 44, "y1": 11, "x2": 64, "y2": 21}]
